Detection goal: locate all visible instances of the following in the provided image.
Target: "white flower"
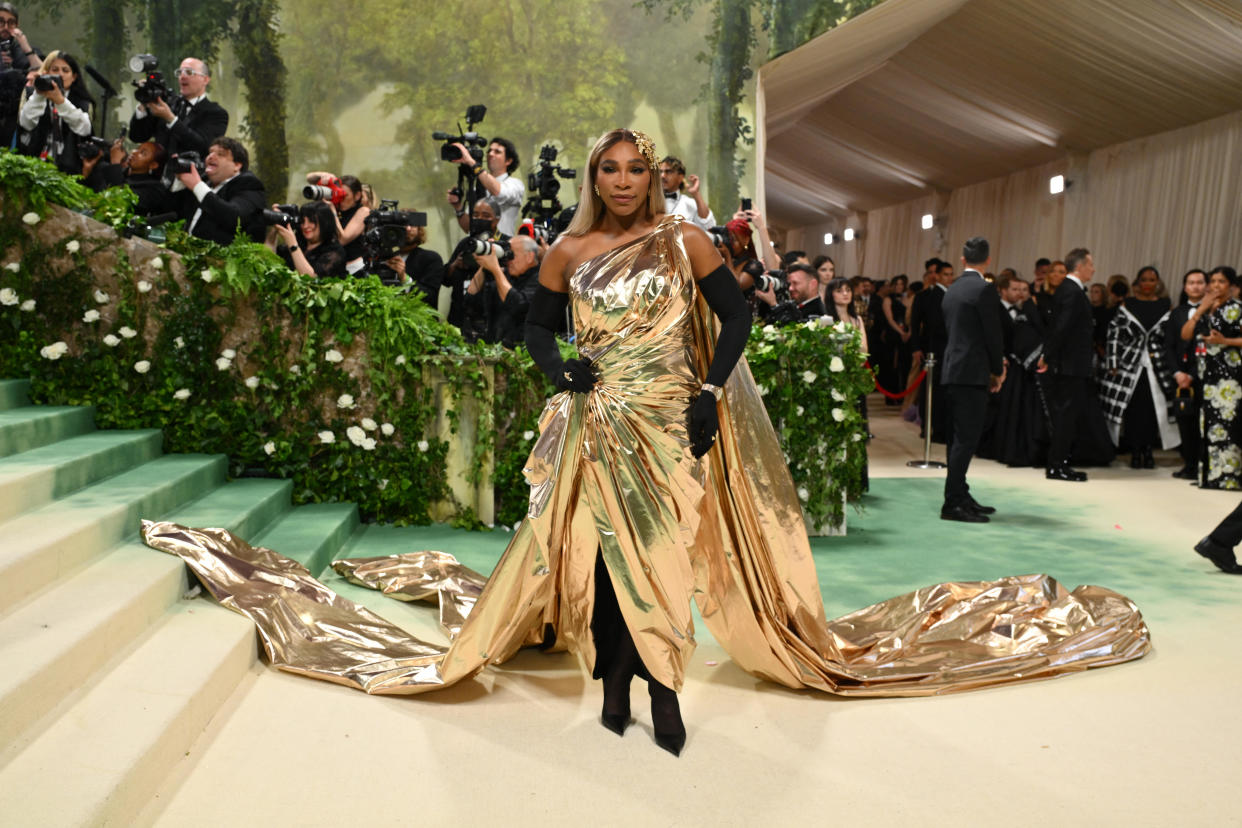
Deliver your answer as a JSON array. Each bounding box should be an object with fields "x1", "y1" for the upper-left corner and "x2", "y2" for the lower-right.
[
  {"x1": 756, "y1": 385, "x2": 768, "y2": 397},
  {"x1": 83, "y1": 309, "x2": 101, "y2": 323},
  {"x1": 103, "y1": 334, "x2": 121, "y2": 347},
  {"x1": 200, "y1": 269, "x2": 214, "y2": 283},
  {"x1": 835, "y1": 320, "x2": 850, "y2": 333},
  {"x1": 796, "y1": 405, "x2": 804, "y2": 416},
  {"x1": 133, "y1": 360, "x2": 151, "y2": 374},
  {"x1": 804, "y1": 320, "x2": 818, "y2": 331},
  {"x1": 263, "y1": 440, "x2": 276, "y2": 455},
  {"x1": 816, "y1": 316, "x2": 831, "y2": 328},
  {"x1": 361, "y1": 417, "x2": 377, "y2": 431},
  {"x1": 66, "y1": 240, "x2": 81, "y2": 253},
  {"x1": 802, "y1": 370, "x2": 817, "y2": 383},
  {"x1": 21, "y1": 212, "x2": 39, "y2": 225},
  {"x1": 380, "y1": 422, "x2": 394, "y2": 436},
  {"x1": 523, "y1": 430, "x2": 535, "y2": 441},
  {"x1": 318, "y1": 430, "x2": 335, "y2": 444},
  {"x1": 173, "y1": 388, "x2": 191, "y2": 400},
  {"x1": 830, "y1": 388, "x2": 845, "y2": 401},
  {"x1": 221, "y1": 348, "x2": 236, "y2": 359},
  {"x1": 762, "y1": 324, "x2": 777, "y2": 336},
  {"x1": 832, "y1": 408, "x2": 846, "y2": 422},
  {"x1": 852, "y1": 432, "x2": 864, "y2": 442},
  {"x1": 150, "y1": 256, "x2": 164, "y2": 270},
  {"x1": 40, "y1": 341, "x2": 69, "y2": 360},
  {"x1": 337, "y1": 393, "x2": 355, "y2": 409},
  {"x1": 4, "y1": 262, "x2": 19, "y2": 272},
  {"x1": 362, "y1": 437, "x2": 377, "y2": 451},
  {"x1": 417, "y1": 440, "x2": 430, "y2": 452},
  {"x1": 215, "y1": 357, "x2": 232, "y2": 371},
  {"x1": 395, "y1": 354, "x2": 406, "y2": 365},
  {"x1": 174, "y1": 336, "x2": 185, "y2": 348},
  {"x1": 119, "y1": 326, "x2": 137, "y2": 339},
  {"x1": 244, "y1": 376, "x2": 260, "y2": 389},
  {"x1": 324, "y1": 348, "x2": 343, "y2": 363},
  {"x1": 19, "y1": 299, "x2": 35, "y2": 311},
  {"x1": 346, "y1": 426, "x2": 367, "y2": 446},
  {"x1": 378, "y1": 478, "x2": 389, "y2": 490},
  {"x1": 829, "y1": 356, "x2": 845, "y2": 373},
  {"x1": 289, "y1": 364, "x2": 301, "y2": 374},
  {"x1": 137, "y1": 280, "x2": 152, "y2": 293},
  {"x1": 797, "y1": 486, "x2": 810, "y2": 501},
  {"x1": 0, "y1": 287, "x2": 17, "y2": 305}
]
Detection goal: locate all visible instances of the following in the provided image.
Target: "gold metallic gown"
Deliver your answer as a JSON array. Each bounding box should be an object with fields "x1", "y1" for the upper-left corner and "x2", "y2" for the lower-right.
[{"x1": 143, "y1": 215, "x2": 1151, "y2": 696}]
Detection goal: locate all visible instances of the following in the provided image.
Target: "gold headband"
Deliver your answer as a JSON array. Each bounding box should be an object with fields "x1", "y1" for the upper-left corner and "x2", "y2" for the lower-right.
[{"x1": 630, "y1": 130, "x2": 657, "y2": 170}]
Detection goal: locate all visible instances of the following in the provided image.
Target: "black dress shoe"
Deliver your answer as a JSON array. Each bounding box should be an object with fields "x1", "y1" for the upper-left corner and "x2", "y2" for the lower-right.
[
  {"x1": 1141, "y1": 447, "x2": 1154, "y2": 469},
  {"x1": 1129, "y1": 452, "x2": 1142, "y2": 469},
  {"x1": 1194, "y1": 536, "x2": 1242, "y2": 574},
  {"x1": 1172, "y1": 466, "x2": 1198, "y2": 480},
  {"x1": 965, "y1": 496, "x2": 995, "y2": 515},
  {"x1": 1046, "y1": 465, "x2": 1087, "y2": 482},
  {"x1": 941, "y1": 504, "x2": 989, "y2": 523}
]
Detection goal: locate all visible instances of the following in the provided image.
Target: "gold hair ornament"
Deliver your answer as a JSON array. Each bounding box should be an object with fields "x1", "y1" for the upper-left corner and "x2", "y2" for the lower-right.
[{"x1": 630, "y1": 130, "x2": 658, "y2": 170}]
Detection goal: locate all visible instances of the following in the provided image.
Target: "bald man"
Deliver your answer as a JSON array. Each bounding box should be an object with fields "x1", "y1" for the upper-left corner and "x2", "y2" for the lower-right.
[{"x1": 129, "y1": 56, "x2": 229, "y2": 163}]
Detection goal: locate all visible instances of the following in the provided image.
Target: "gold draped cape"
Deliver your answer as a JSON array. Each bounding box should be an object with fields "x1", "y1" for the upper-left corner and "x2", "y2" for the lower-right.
[{"x1": 143, "y1": 215, "x2": 1151, "y2": 696}]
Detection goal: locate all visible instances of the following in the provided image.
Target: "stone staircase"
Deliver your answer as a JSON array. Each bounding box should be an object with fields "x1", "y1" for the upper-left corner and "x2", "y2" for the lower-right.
[{"x1": 0, "y1": 379, "x2": 373, "y2": 826}]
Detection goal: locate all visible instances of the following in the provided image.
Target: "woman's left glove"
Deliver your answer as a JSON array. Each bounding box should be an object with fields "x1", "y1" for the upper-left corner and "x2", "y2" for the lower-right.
[{"x1": 687, "y1": 392, "x2": 719, "y2": 458}]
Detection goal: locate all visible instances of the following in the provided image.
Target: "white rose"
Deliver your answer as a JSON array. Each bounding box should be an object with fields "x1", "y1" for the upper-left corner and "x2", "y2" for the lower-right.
[
  {"x1": 804, "y1": 320, "x2": 818, "y2": 331},
  {"x1": 325, "y1": 349, "x2": 343, "y2": 363},
  {"x1": 83, "y1": 309, "x2": 101, "y2": 323},
  {"x1": 137, "y1": 280, "x2": 152, "y2": 293},
  {"x1": 337, "y1": 393, "x2": 355, "y2": 409},
  {"x1": 289, "y1": 364, "x2": 301, "y2": 375},
  {"x1": 523, "y1": 430, "x2": 535, "y2": 441},
  {"x1": 0, "y1": 287, "x2": 17, "y2": 305},
  {"x1": 21, "y1": 212, "x2": 39, "y2": 225},
  {"x1": 174, "y1": 336, "x2": 185, "y2": 348},
  {"x1": 119, "y1": 326, "x2": 137, "y2": 339},
  {"x1": 200, "y1": 269, "x2": 214, "y2": 283},
  {"x1": 134, "y1": 360, "x2": 151, "y2": 374},
  {"x1": 829, "y1": 356, "x2": 845, "y2": 373},
  {"x1": 796, "y1": 406, "x2": 804, "y2": 416},
  {"x1": 4, "y1": 262, "x2": 19, "y2": 272},
  {"x1": 221, "y1": 348, "x2": 236, "y2": 359},
  {"x1": 378, "y1": 478, "x2": 389, "y2": 490},
  {"x1": 802, "y1": 370, "x2": 817, "y2": 383},
  {"x1": 40, "y1": 341, "x2": 68, "y2": 360},
  {"x1": 66, "y1": 240, "x2": 81, "y2": 253},
  {"x1": 380, "y1": 423, "x2": 394, "y2": 436},
  {"x1": 263, "y1": 440, "x2": 276, "y2": 455},
  {"x1": 756, "y1": 385, "x2": 768, "y2": 397},
  {"x1": 797, "y1": 486, "x2": 810, "y2": 501},
  {"x1": 852, "y1": 432, "x2": 863, "y2": 442},
  {"x1": 19, "y1": 299, "x2": 35, "y2": 311},
  {"x1": 215, "y1": 357, "x2": 232, "y2": 371},
  {"x1": 361, "y1": 417, "x2": 377, "y2": 431},
  {"x1": 103, "y1": 334, "x2": 121, "y2": 347},
  {"x1": 417, "y1": 440, "x2": 430, "y2": 452},
  {"x1": 816, "y1": 316, "x2": 831, "y2": 328},
  {"x1": 835, "y1": 321, "x2": 850, "y2": 333},
  {"x1": 244, "y1": 376, "x2": 260, "y2": 389},
  {"x1": 762, "y1": 324, "x2": 777, "y2": 336},
  {"x1": 318, "y1": 430, "x2": 335, "y2": 444},
  {"x1": 346, "y1": 426, "x2": 367, "y2": 446},
  {"x1": 150, "y1": 256, "x2": 164, "y2": 270},
  {"x1": 173, "y1": 388, "x2": 191, "y2": 400},
  {"x1": 395, "y1": 354, "x2": 406, "y2": 365},
  {"x1": 362, "y1": 437, "x2": 377, "y2": 451},
  {"x1": 832, "y1": 408, "x2": 846, "y2": 422}
]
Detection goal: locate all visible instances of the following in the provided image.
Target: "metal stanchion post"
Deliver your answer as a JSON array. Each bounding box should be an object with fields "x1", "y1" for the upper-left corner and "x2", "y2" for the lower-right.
[{"x1": 907, "y1": 354, "x2": 947, "y2": 469}]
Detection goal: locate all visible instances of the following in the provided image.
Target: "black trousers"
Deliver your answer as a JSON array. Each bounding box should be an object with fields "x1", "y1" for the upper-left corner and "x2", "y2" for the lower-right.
[
  {"x1": 918, "y1": 356, "x2": 948, "y2": 441},
  {"x1": 1174, "y1": 379, "x2": 1202, "y2": 470},
  {"x1": 1209, "y1": 499, "x2": 1242, "y2": 548},
  {"x1": 944, "y1": 383, "x2": 987, "y2": 508},
  {"x1": 1045, "y1": 374, "x2": 1091, "y2": 468}
]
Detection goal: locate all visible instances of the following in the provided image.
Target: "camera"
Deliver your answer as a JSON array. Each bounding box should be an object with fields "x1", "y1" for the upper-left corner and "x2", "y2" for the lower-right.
[
  {"x1": 433, "y1": 104, "x2": 488, "y2": 165},
  {"x1": 708, "y1": 225, "x2": 732, "y2": 249},
  {"x1": 261, "y1": 204, "x2": 299, "y2": 227},
  {"x1": 129, "y1": 54, "x2": 170, "y2": 105},
  {"x1": 78, "y1": 135, "x2": 112, "y2": 162},
  {"x1": 303, "y1": 175, "x2": 348, "y2": 206},
  {"x1": 170, "y1": 150, "x2": 205, "y2": 177},
  {"x1": 33, "y1": 74, "x2": 64, "y2": 94},
  {"x1": 362, "y1": 199, "x2": 427, "y2": 285},
  {"x1": 517, "y1": 220, "x2": 550, "y2": 244},
  {"x1": 469, "y1": 238, "x2": 512, "y2": 265},
  {"x1": 754, "y1": 269, "x2": 786, "y2": 294},
  {"x1": 521, "y1": 143, "x2": 576, "y2": 234}
]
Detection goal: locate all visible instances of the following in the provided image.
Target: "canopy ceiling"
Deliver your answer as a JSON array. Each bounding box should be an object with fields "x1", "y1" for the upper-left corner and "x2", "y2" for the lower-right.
[{"x1": 760, "y1": 0, "x2": 1242, "y2": 229}]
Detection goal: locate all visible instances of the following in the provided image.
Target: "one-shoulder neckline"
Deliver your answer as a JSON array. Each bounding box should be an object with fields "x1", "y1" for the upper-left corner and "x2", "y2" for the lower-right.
[{"x1": 572, "y1": 214, "x2": 681, "y2": 276}]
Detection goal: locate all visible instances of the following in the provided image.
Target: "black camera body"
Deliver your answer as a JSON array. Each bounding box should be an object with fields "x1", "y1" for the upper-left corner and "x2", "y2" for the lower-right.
[
  {"x1": 707, "y1": 225, "x2": 732, "y2": 249},
  {"x1": 78, "y1": 135, "x2": 112, "y2": 162},
  {"x1": 170, "y1": 150, "x2": 205, "y2": 177},
  {"x1": 432, "y1": 104, "x2": 488, "y2": 165},
  {"x1": 526, "y1": 144, "x2": 576, "y2": 202},
  {"x1": 262, "y1": 204, "x2": 299, "y2": 227},
  {"x1": 129, "y1": 54, "x2": 170, "y2": 105},
  {"x1": 363, "y1": 200, "x2": 427, "y2": 285},
  {"x1": 33, "y1": 74, "x2": 64, "y2": 94}
]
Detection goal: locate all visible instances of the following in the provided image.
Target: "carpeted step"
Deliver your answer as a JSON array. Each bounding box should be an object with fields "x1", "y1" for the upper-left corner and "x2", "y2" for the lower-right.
[
  {"x1": 0, "y1": 429, "x2": 164, "y2": 524},
  {"x1": 0, "y1": 454, "x2": 227, "y2": 616},
  {"x1": 0, "y1": 477, "x2": 292, "y2": 762},
  {"x1": 252, "y1": 501, "x2": 361, "y2": 577},
  {"x1": 0, "y1": 404, "x2": 95, "y2": 458},
  {"x1": 0, "y1": 379, "x2": 30, "y2": 411}
]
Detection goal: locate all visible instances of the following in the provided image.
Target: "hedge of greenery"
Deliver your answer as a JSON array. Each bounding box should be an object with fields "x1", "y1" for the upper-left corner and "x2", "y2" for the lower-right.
[{"x1": 0, "y1": 152, "x2": 869, "y2": 531}]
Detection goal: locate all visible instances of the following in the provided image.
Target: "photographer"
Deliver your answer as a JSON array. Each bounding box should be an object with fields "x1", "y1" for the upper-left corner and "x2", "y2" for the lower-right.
[
  {"x1": 16, "y1": 50, "x2": 93, "y2": 174},
  {"x1": 175, "y1": 136, "x2": 266, "y2": 245},
  {"x1": 464, "y1": 234, "x2": 541, "y2": 348},
  {"x1": 759, "y1": 263, "x2": 826, "y2": 325},
  {"x1": 85, "y1": 139, "x2": 175, "y2": 217},
  {"x1": 129, "y1": 57, "x2": 228, "y2": 159},
  {"x1": 0, "y1": 3, "x2": 41, "y2": 146},
  {"x1": 306, "y1": 172, "x2": 371, "y2": 271},
  {"x1": 659, "y1": 156, "x2": 715, "y2": 232},
  {"x1": 445, "y1": 198, "x2": 507, "y2": 333},
  {"x1": 272, "y1": 202, "x2": 347, "y2": 279},
  {"x1": 447, "y1": 136, "x2": 524, "y2": 236},
  {"x1": 385, "y1": 224, "x2": 444, "y2": 307}
]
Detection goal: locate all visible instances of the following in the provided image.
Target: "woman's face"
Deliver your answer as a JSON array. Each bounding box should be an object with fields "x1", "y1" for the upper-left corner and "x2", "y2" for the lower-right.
[
  {"x1": 46, "y1": 58, "x2": 76, "y2": 89},
  {"x1": 817, "y1": 260, "x2": 835, "y2": 283},
  {"x1": 892, "y1": 277, "x2": 907, "y2": 293},
  {"x1": 832, "y1": 283, "x2": 852, "y2": 306},
  {"x1": 1089, "y1": 284, "x2": 1105, "y2": 305},
  {"x1": 339, "y1": 186, "x2": 358, "y2": 210},
  {"x1": 1209, "y1": 272, "x2": 1232, "y2": 297},
  {"x1": 1136, "y1": 269, "x2": 1159, "y2": 297},
  {"x1": 300, "y1": 215, "x2": 320, "y2": 244},
  {"x1": 595, "y1": 141, "x2": 650, "y2": 220}
]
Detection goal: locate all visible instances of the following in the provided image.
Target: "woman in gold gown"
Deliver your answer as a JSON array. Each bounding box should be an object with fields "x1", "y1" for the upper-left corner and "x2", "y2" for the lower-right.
[{"x1": 144, "y1": 129, "x2": 1151, "y2": 759}]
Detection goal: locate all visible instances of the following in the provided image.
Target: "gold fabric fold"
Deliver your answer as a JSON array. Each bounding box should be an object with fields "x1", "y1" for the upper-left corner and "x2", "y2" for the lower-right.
[
  {"x1": 141, "y1": 214, "x2": 1151, "y2": 698},
  {"x1": 331, "y1": 552, "x2": 487, "y2": 639}
]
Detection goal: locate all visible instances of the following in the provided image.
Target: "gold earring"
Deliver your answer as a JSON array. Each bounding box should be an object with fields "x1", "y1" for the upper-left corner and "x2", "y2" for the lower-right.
[{"x1": 593, "y1": 185, "x2": 600, "y2": 196}]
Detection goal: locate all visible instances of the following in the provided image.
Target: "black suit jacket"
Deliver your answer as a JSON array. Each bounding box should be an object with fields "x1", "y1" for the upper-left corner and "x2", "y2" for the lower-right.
[
  {"x1": 797, "y1": 296, "x2": 826, "y2": 319},
  {"x1": 1044, "y1": 277, "x2": 1094, "y2": 377},
  {"x1": 910, "y1": 284, "x2": 947, "y2": 355},
  {"x1": 178, "y1": 172, "x2": 267, "y2": 246},
  {"x1": 1165, "y1": 301, "x2": 1200, "y2": 376},
  {"x1": 941, "y1": 270, "x2": 1004, "y2": 386},
  {"x1": 129, "y1": 97, "x2": 229, "y2": 158}
]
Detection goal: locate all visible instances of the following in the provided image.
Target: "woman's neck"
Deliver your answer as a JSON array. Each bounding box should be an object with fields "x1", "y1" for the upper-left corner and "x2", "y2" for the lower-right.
[{"x1": 598, "y1": 208, "x2": 654, "y2": 237}]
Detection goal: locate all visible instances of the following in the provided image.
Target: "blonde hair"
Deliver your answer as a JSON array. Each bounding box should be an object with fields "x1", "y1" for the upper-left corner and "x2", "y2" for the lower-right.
[{"x1": 563, "y1": 128, "x2": 664, "y2": 237}]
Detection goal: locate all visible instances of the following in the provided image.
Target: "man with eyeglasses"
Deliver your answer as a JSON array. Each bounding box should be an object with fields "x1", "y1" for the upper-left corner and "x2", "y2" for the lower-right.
[
  {"x1": 0, "y1": 2, "x2": 41, "y2": 148},
  {"x1": 129, "y1": 56, "x2": 228, "y2": 165}
]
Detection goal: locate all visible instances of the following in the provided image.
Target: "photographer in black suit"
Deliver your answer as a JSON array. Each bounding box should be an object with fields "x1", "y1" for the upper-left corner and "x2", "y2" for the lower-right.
[
  {"x1": 1041, "y1": 247, "x2": 1096, "y2": 481},
  {"x1": 939, "y1": 236, "x2": 1005, "y2": 523},
  {"x1": 175, "y1": 136, "x2": 266, "y2": 245},
  {"x1": 0, "y1": 2, "x2": 41, "y2": 146},
  {"x1": 761, "y1": 264, "x2": 825, "y2": 325},
  {"x1": 129, "y1": 57, "x2": 228, "y2": 160}
]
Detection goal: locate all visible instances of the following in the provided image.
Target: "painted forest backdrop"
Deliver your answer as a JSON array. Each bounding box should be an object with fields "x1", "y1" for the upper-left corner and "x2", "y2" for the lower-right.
[{"x1": 25, "y1": 0, "x2": 879, "y2": 256}]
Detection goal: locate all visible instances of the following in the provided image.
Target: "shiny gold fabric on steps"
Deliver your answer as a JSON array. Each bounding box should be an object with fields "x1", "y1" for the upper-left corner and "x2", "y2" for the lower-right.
[{"x1": 142, "y1": 214, "x2": 1151, "y2": 696}]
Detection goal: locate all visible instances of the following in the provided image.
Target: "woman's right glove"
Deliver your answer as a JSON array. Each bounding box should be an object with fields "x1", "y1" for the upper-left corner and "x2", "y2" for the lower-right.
[
  {"x1": 687, "y1": 392, "x2": 719, "y2": 458},
  {"x1": 556, "y1": 358, "x2": 596, "y2": 393},
  {"x1": 526, "y1": 285, "x2": 596, "y2": 394}
]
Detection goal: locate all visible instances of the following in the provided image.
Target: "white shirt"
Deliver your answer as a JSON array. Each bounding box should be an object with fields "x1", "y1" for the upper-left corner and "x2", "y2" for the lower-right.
[
  {"x1": 490, "y1": 172, "x2": 525, "y2": 236},
  {"x1": 134, "y1": 93, "x2": 207, "y2": 128},
  {"x1": 1066, "y1": 274, "x2": 1085, "y2": 291},
  {"x1": 19, "y1": 92, "x2": 92, "y2": 136},
  {"x1": 663, "y1": 191, "x2": 715, "y2": 232},
  {"x1": 188, "y1": 172, "x2": 238, "y2": 235}
]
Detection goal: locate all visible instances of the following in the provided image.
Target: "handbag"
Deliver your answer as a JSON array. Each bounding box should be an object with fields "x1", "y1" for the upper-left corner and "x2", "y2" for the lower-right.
[{"x1": 1173, "y1": 386, "x2": 1195, "y2": 419}]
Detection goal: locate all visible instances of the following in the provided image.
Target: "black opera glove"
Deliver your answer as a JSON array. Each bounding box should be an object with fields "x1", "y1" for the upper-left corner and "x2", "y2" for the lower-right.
[
  {"x1": 556, "y1": 357, "x2": 597, "y2": 394},
  {"x1": 526, "y1": 285, "x2": 597, "y2": 393},
  {"x1": 688, "y1": 392, "x2": 719, "y2": 458}
]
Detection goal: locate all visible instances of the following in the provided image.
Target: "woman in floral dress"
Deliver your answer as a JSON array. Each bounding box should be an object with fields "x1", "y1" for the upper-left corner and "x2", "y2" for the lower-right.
[{"x1": 1182, "y1": 267, "x2": 1242, "y2": 489}]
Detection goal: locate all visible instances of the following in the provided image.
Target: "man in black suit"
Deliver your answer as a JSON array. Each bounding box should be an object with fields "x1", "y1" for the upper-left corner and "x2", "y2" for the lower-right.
[
  {"x1": 1166, "y1": 268, "x2": 1207, "y2": 479},
  {"x1": 1041, "y1": 247, "x2": 1095, "y2": 481},
  {"x1": 939, "y1": 237, "x2": 1005, "y2": 522},
  {"x1": 910, "y1": 261, "x2": 953, "y2": 442},
  {"x1": 129, "y1": 57, "x2": 229, "y2": 161},
  {"x1": 175, "y1": 136, "x2": 266, "y2": 246},
  {"x1": 764, "y1": 263, "x2": 825, "y2": 324}
]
